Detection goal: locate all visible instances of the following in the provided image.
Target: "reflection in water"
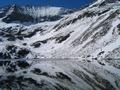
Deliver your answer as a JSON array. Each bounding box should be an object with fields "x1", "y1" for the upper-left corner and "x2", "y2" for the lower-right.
[{"x1": 0, "y1": 59, "x2": 120, "y2": 90}]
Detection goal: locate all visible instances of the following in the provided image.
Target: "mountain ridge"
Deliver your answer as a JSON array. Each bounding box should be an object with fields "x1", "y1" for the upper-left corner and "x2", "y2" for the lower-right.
[
  {"x1": 0, "y1": 4, "x2": 74, "y2": 23},
  {"x1": 0, "y1": 0, "x2": 120, "y2": 90}
]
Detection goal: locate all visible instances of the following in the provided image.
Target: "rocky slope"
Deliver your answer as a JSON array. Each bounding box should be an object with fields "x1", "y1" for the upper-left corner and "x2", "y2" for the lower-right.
[{"x1": 0, "y1": 0, "x2": 120, "y2": 90}]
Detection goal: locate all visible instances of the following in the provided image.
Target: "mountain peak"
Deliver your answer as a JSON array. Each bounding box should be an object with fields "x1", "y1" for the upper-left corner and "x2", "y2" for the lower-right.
[
  {"x1": 97, "y1": 0, "x2": 120, "y2": 3},
  {"x1": 0, "y1": 5, "x2": 73, "y2": 23},
  {"x1": 91, "y1": 0, "x2": 120, "y2": 7}
]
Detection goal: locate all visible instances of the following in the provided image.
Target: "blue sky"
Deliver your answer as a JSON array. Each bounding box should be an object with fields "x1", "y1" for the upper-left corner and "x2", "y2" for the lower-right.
[{"x1": 0, "y1": 0, "x2": 94, "y2": 8}]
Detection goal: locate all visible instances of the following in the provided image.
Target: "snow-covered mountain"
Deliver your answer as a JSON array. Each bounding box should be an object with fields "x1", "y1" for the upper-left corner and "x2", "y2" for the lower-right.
[
  {"x1": 0, "y1": 0, "x2": 120, "y2": 90},
  {"x1": 0, "y1": 5, "x2": 73, "y2": 23}
]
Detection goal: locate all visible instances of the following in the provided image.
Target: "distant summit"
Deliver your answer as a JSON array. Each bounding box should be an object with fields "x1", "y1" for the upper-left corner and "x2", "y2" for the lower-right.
[{"x1": 0, "y1": 5, "x2": 73, "y2": 23}]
